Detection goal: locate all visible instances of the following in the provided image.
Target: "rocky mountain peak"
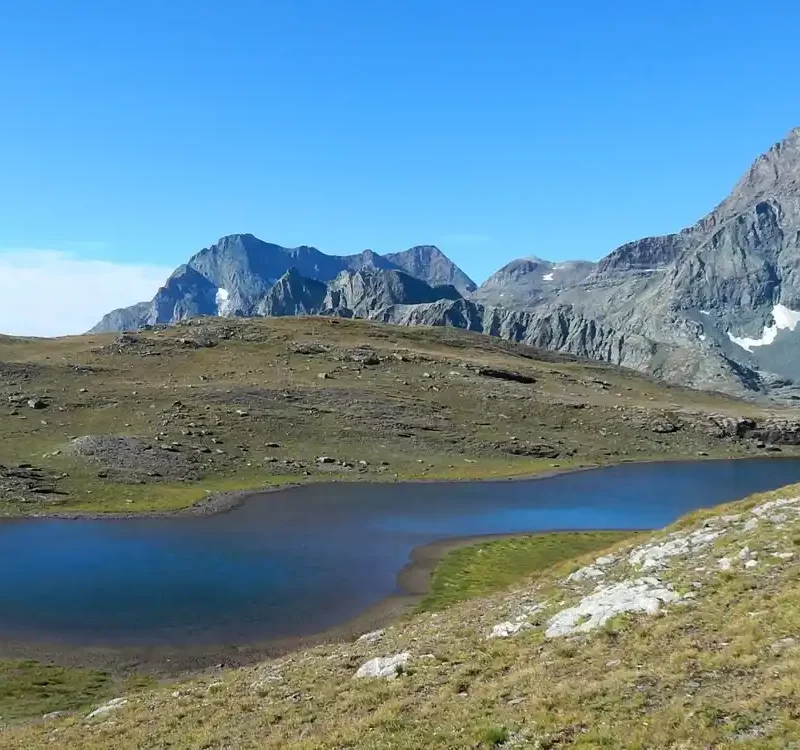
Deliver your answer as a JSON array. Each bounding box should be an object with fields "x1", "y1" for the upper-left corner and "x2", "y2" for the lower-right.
[
  {"x1": 473, "y1": 256, "x2": 596, "y2": 309},
  {"x1": 384, "y1": 245, "x2": 476, "y2": 294},
  {"x1": 279, "y1": 266, "x2": 306, "y2": 282},
  {"x1": 91, "y1": 236, "x2": 474, "y2": 332},
  {"x1": 255, "y1": 268, "x2": 327, "y2": 317},
  {"x1": 89, "y1": 128, "x2": 800, "y2": 400},
  {"x1": 710, "y1": 127, "x2": 800, "y2": 225}
]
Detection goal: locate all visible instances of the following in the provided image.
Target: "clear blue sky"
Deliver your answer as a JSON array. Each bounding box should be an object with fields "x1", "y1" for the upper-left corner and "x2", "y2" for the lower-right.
[{"x1": 2, "y1": 0, "x2": 800, "y2": 284}]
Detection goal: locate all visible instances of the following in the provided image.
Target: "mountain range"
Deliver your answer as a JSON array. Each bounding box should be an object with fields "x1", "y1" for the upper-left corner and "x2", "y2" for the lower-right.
[{"x1": 93, "y1": 127, "x2": 800, "y2": 400}]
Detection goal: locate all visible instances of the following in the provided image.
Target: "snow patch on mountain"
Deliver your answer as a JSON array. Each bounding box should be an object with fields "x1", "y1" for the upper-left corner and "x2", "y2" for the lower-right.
[
  {"x1": 727, "y1": 304, "x2": 800, "y2": 352},
  {"x1": 216, "y1": 288, "x2": 231, "y2": 316}
]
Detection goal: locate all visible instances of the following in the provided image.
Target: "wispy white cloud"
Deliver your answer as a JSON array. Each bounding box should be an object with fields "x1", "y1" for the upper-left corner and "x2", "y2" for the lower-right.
[
  {"x1": 441, "y1": 233, "x2": 492, "y2": 246},
  {"x1": 0, "y1": 249, "x2": 171, "y2": 337},
  {"x1": 59, "y1": 240, "x2": 113, "y2": 252}
]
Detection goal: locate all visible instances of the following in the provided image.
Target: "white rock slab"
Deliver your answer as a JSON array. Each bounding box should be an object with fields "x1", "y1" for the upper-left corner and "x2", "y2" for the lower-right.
[
  {"x1": 545, "y1": 578, "x2": 680, "y2": 638},
  {"x1": 86, "y1": 697, "x2": 128, "y2": 720},
  {"x1": 354, "y1": 653, "x2": 411, "y2": 679}
]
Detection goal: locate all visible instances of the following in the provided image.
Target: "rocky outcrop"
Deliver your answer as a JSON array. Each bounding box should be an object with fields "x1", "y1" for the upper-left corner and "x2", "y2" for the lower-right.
[
  {"x1": 491, "y1": 491, "x2": 800, "y2": 643},
  {"x1": 255, "y1": 269, "x2": 327, "y2": 316},
  {"x1": 682, "y1": 413, "x2": 800, "y2": 445},
  {"x1": 322, "y1": 269, "x2": 461, "y2": 318},
  {"x1": 544, "y1": 578, "x2": 680, "y2": 638}
]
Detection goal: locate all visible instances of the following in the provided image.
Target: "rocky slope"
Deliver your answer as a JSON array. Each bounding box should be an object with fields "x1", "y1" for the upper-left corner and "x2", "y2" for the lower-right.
[
  {"x1": 92, "y1": 128, "x2": 800, "y2": 399},
  {"x1": 400, "y1": 128, "x2": 800, "y2": 398},
  {"x1": 7, "y1": 481, "x2": 800, "y2": 748},
  {"x1": 469, "y1": 127, "x2": 800, "y2": 398},
  {"x1": 472, "y1": 257, "x2": 596, "y2": 309}
]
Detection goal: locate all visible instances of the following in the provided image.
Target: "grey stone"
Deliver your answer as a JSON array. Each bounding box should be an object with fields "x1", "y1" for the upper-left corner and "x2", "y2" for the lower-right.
[
  {"x1": 545, "y1": 578, "x2": 680, "y2": 638},
  {"x1": 86, "y1": 697, "x2": 128, "y2": 720},
  {"x1": 356, "y1": 629, "x2": 385, "y2": 645},
  {"x1": 353, "y1": 653, "x2": 411, "y2": 679}
]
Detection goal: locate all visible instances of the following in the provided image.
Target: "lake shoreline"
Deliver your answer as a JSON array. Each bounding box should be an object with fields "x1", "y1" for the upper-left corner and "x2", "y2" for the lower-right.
[
  {"x1": 0, "y1": 529, "x2": 606, "y2": 677},
  {"x1": 8, "y1": 450, "x2": 793, "y2": 522},
  {"x1": 1, "y1": 455, "x2": 798, "y2": 677}
]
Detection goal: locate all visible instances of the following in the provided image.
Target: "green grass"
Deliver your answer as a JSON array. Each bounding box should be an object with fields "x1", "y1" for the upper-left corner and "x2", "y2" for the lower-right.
[
  {"x1": 0, "y1": 661, "x2": 111, "y2": 721},
  {"x1": 418, "y1": 530, "x2": 636, "y2": 612},
  {"x1": 6, "y1": 484, "x2": 800, "y2": 748},
  {"x1": 0, "y1": 316, "x2": 766, "y2": 517}
]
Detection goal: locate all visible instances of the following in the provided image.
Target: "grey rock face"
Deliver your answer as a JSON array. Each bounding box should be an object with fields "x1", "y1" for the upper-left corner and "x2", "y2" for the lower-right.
[
  {"x1": 467, "y1": 127, "x2": 800, "y2": 398},
  {"x1": 91, "y1": 236, "x2": 475, "y2": 333},
  {"x1": 473, "y1": 257, "x2": 596, "y2": 309},
  {"x1": 255, "y1": 269, "x2": 327, "y2": 317},
  {"x1": 90, "y1": 128, "x2": 800, "y2": 399},
  {"x1": 323, "y1": 269, "x2": 461, "y2": 318},
  {"x1": 91, "y1": 301, "x2": 151, "y2": 335},
  {"x1": 384, "y1": 245, "x2": 477, "y2": 294}
]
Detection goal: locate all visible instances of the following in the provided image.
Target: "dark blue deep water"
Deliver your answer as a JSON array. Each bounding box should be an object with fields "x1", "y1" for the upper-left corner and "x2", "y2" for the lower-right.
[{"x1": 2, "y1": 459, "x2": 800, "y2": 646}]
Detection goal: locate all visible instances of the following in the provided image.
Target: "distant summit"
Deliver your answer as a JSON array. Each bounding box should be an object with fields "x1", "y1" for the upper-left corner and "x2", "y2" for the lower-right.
[
  {"x1": 93, "y1": 129, "x2": 800, "y2": 400},
  {"x1": 91, "y1": 237, "x2": 476, "y2": 333}
]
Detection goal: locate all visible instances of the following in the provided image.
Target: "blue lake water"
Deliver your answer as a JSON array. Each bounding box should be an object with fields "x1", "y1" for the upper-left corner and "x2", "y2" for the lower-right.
[{"x1": 2, "y1": 458, "x2": 800, "y2": 647}]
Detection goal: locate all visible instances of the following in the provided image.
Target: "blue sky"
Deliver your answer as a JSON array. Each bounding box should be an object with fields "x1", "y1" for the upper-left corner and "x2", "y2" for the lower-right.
[{"x1": 1, "y1": 0, "x2": 800, "y2": 334}]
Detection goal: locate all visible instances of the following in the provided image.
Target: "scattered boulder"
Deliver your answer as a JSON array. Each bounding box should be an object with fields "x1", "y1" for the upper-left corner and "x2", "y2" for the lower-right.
[
  {"x1": 291, "y1": 341, "x2": 331, "y2": 355},
  {"x1": 86, "y1": 697, "x2": 128, "y2": 720},
  {"x1": 475, "y1": 367, "x2": 536, "y2": 384},
  {"x1": 347, "y1": 347, "x2": 380, "y2": 366},
  {"x1": 771, "y1": 637, "x2": 797, "y2": 653},
  {"x1": 27, "y1": 398, "x2": 46, "y2": 410},
  {"x1": 354, "y1": 653, "x2": 411, "y2": 679},
  {"x1": 489, "y1": 620, "x2": 530, "y2": 639},
  {"x1": 316, "y1": 456, "x2": 336, "y2": 464},
  {"x1": 503, "y1": 442, "x2": 560, "y2": 458},
  {"x1": 356, "y1": 629, "x2": 385, "y2": 645}
]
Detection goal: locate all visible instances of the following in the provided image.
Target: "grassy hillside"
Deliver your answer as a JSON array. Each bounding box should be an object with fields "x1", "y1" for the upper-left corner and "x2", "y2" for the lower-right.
[
  {"x1": 0, "y1": 316, "x2": 781, "y2": 517},
  {"x1": 5, "y1": 482, "x2": 800, "y2": 748}
]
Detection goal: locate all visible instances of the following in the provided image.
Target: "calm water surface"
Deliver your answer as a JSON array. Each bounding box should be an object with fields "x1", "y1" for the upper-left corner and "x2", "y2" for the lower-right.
[{"x1": 2, "y1": 459, "x2": 799, "y2": 646}]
